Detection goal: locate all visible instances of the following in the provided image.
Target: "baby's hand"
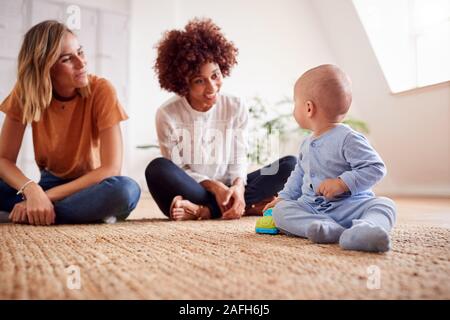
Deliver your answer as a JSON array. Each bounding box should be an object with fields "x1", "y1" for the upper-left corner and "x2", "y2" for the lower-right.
[
  {"x1": 317, "y1": 178, "x2": 349, "y2": 199},
  {"x1": 263, "y1": 197, "x2": 282, "y2": 212}
]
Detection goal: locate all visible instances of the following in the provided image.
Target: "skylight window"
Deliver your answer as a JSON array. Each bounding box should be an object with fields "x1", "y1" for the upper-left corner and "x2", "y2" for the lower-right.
[{"x1": 353, "y1": 0, "x2": 450, "y2": 93}]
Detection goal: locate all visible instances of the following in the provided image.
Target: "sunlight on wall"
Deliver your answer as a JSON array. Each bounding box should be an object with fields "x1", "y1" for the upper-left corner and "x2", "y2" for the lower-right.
[{"x1": 353, "y1": 0, "x2": 450, "y2": 93}]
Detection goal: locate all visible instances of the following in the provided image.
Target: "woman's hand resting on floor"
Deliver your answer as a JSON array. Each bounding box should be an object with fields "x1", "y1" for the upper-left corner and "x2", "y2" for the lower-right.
[
  {"x1": 221, "y1": 182, "x2": 246, "y2": 220},
  {"x1": 200, "y1": 179, "x2": 246, "y2": 219},
  {"x1": 9, "y1": 183, "x2": 56, "y2": 225},
  {"x1": 9, "y1": 201, "x2": 28, "y2": 224}
]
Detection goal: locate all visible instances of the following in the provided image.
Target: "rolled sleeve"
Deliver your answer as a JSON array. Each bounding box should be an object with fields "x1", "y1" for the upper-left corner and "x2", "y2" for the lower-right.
[
  {"x1": 183, "y1": 167, "x2": 211, "y2": 183},
  {"x1": 228, "y1": 166, "x2": 248, "y2": 185},
  {"x1": 0, "y1": 85, "x2": 25, "y2": 123},
  {"x1": 338, "y1": 171, "x2": 359, "y2": 196}
]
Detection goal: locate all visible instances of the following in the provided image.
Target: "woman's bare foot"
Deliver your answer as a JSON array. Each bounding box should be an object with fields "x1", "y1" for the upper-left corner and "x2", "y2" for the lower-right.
[{"x1": 170, "y1": 196, "x2": 211, "y2": 221}]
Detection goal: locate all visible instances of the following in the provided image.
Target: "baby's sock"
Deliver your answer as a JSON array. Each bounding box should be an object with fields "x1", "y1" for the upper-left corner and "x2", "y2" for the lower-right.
[
  {"x1": 306, "y1": 221, "x2": 345, "y2": 244},
  {"x1": 339, "y1": 220, "x2": 391, "y2": 252}
]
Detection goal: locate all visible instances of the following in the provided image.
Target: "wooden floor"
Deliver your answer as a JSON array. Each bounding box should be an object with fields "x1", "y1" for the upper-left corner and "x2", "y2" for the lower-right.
[
  {"x1": 393, "y1": 197, "x2": 450, "y2": 228},
  {"x1": 129, "y1": 193, "x2": 450, "y2": 228}
]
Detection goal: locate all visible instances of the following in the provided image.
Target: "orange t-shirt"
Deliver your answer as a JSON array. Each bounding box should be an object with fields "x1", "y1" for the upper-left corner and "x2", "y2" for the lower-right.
[{"x1": 0, "y1": 75, "x2": 128, "y2": 179}]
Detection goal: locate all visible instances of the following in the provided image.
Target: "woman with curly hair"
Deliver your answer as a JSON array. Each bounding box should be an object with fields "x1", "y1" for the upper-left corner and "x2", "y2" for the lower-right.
[
  {"x1": 0, "y1": 20, "x2": 141, "y2": 225},
  {"x1": 146, "y1": 18, "x2": 296, "y2": 221}
]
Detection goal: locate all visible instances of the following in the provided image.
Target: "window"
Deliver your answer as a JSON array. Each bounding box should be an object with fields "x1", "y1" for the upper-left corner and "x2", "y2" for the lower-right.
[{"x1": 353, "y1": 0, "x2": 450, "y2": 93}]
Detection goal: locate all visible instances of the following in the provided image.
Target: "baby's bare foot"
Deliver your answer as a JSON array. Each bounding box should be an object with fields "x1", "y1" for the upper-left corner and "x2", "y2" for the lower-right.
[{"x1": 170, "y1": 196, "x2": 211, "y2": 221}]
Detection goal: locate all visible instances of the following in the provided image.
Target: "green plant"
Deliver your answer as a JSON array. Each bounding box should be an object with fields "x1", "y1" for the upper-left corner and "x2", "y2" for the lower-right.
[
  {"x1": 247, "y1": 96, "x2": 369, "y2": 164},
  {"x1": 136, "y1": 144, "x2": 160, "y2": 149}
]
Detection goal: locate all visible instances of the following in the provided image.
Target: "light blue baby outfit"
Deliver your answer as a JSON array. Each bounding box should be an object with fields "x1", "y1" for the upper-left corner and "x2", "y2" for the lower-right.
[{"x1": 272, "y1": 124, "x2": 396, "y2": 252}]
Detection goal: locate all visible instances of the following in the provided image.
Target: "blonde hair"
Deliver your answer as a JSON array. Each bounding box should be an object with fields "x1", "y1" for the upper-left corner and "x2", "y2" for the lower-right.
[{"x1": 16, "y1": 20, "x2": 90, "y2": 124}]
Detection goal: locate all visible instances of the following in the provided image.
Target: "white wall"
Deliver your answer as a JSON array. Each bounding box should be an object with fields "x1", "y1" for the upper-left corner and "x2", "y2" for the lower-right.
[
  {"x1": 128, "y1": 0, "x2": 177, "y2": 188},
  {"x1": 312, "y1": 0, "x2": 450, "y2": 196},
  {"x1": 172, "y1": 0, "x2": 335, "y2": 101},
  {"x1": 51, "y1": 0, "x2": 129, "y2": 12},
  {"x1": 128, "y1": 0, "x2": 337, "y2": 189}
]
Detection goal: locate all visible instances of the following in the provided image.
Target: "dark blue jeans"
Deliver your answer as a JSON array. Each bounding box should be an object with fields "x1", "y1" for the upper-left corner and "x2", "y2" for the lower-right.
[
  {"x1": 145, "y1": 156, "x2": 297, "y2": 218},
  {"x1": 0, "y1": 170, "x2": 141, "y2": 224}
]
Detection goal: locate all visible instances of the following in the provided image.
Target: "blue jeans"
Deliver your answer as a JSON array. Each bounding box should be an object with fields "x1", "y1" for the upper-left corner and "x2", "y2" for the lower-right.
[
  {"x1": 0, "y1": 170, "x2": 141, "y2": 224},
  {"x1": 145, "y1": 156, "x2": 297, "y2": 218}
]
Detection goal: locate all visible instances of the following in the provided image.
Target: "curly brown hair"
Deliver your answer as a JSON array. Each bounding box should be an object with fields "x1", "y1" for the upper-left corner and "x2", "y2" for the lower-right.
[{"x1": 154, "y1": 18, "x2": 238, "y2": 96}]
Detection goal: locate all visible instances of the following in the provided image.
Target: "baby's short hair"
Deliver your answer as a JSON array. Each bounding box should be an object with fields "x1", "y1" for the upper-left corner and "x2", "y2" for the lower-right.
[{"x1": 299, "y1": 64, "x2": 352, "y2": 120}]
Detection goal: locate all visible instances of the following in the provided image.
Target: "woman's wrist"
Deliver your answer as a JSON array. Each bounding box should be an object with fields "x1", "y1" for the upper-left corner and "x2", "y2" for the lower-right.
[
  {"x1": 232, "y1": 178, "x2": 245, "y2": 194},
  {"x1": 45, "y1": 188, "x2": 58, "y2": 202},
  {"x1": 22, "y1": 182, "x2": 43, "y2": 200},
  {"x1": 17, "y1": 180, "x2": 34, "y2": 195},
  {"x1": 201, "y1": 180, "x2": 228, "y2": 194}
]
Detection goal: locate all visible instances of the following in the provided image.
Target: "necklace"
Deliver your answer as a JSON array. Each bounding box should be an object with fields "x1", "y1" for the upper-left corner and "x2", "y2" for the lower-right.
[{"x1": 52, "y1": 90, "x2": 79, "y2": 110}]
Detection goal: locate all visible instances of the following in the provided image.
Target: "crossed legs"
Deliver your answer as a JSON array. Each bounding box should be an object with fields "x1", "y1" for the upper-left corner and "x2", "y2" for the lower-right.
[{"x1": 272, "y1": 197, "x2": 396, "y2": 252}]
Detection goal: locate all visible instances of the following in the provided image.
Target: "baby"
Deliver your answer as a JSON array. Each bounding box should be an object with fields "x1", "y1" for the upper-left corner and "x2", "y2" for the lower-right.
[{"x1": 263, "y1": 64, "x2": 396, "y2": 252}]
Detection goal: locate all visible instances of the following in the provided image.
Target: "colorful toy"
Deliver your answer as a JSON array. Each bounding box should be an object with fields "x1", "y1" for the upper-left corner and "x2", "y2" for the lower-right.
[
  {"x1": 263, "y1": 208, "x2": 273, "y2": 217},
  {"x1": 255, "y1": 208, "x2": 279, "y2": 234}
]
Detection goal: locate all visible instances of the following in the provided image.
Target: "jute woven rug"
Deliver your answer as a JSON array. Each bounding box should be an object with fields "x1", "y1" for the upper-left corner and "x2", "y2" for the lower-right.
[{"x1": 0, "y1": 218, "x2": 449, "y2": 299}]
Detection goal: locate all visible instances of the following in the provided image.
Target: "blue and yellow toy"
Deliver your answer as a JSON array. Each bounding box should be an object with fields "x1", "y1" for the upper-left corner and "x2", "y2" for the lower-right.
[{"x1": 255, "y1": 208, "x2": 279, "y2": 234}]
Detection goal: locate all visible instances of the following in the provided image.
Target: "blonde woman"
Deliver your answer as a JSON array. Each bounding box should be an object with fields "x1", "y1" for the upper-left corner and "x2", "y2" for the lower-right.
[{"x1": 0, "y1": 20, "x2": 140, "y2": 225}]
